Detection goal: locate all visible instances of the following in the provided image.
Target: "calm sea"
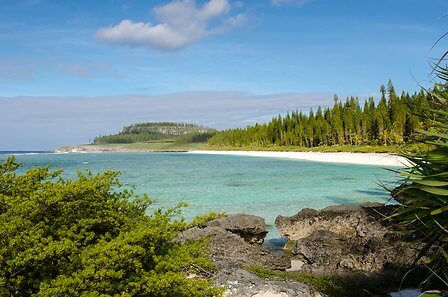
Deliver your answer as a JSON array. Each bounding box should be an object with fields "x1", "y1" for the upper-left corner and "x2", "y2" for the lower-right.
[{"x1": 0, "y1": 152, "x2": 398, "y2": 240}]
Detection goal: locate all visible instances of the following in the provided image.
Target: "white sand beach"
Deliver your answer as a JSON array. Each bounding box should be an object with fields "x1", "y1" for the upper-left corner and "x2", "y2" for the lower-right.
[{"x1": 188, "y1": 150, "x2": 411, "y2": 167}]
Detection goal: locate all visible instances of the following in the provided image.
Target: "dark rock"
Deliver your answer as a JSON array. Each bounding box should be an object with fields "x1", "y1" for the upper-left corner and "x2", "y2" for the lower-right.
[
  {"x1": 275, "y1": 203, "x2": 417, "y2": 275},
  {"x1": 178, "y1": 226, "x2": 291, "y2": 271},
  {"x1": 206, "y1": 214, "x2": 268, "y2": 244},
  {"x1": 293, "y1": 230, "x2": 349, "y2": 272},
  {"x1": 292, "y1": 230, "x2": 415, "y2": 274},
  {"x1": 275, "y1": 203, "x2": 395, "y2": 241},
  {"x1": 213, "y1": 268, "x2": 322, "y2": 297}
]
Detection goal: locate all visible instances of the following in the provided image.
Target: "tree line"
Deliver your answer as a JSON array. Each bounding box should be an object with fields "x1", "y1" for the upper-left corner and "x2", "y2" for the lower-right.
[
  {"x1": 208, "y1": 81, "x2": 434, "y2": 147},
  {"x1": 93, "y1": 122, "x2": 215, "y2": 145}
]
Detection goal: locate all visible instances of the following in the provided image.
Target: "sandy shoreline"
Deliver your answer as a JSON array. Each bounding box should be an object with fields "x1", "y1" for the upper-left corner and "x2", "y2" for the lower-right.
[
  {"x1": 54, "y1": 145, "x2": 411, "y2": 167},
  {"x1": 188, "y1": 150, "x2": 411, "y2": 167}
]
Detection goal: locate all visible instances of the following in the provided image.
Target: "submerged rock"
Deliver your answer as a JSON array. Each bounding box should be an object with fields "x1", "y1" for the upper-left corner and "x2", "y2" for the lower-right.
[{"x1": 206, "y1": 214, "x2": 268, "y2": 244}]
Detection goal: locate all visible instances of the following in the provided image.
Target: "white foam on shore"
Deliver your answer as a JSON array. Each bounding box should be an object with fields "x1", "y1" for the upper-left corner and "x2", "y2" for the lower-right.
[
  {"x1": 4, "y1": 152, "x2": 53, "y2": 156},
  {"x1": 187, "y1": 150, "x2": 411, "y2": 167}
]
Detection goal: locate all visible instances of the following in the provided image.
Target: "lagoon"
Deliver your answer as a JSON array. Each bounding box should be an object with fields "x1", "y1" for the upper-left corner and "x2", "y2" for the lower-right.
[{"x1": 1, "y1": 152, "x2": 397, "y2": 238}]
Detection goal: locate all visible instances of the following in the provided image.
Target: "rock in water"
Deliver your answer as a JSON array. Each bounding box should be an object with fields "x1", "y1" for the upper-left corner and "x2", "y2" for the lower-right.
[{"x1": 206, "y1": 214, "x2": 268, "y2": 244}]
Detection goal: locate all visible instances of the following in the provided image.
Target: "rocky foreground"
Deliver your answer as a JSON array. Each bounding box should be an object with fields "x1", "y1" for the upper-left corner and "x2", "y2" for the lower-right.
[
  {"x1": 275, "y1": 203, "x2": 417, "y2": 275},
  {"x1": 182, "y1": 205, "x2": 422, "y2": 297}
]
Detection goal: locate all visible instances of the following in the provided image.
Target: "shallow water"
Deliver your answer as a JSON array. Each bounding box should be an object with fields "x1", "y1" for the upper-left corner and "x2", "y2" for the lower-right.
[{"x1": 1, "y1": 152, "x2": 399, "y2": 241}]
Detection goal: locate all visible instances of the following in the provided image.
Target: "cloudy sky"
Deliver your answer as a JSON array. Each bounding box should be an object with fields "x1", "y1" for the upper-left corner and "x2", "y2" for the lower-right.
[{"x1": 1, "y1": 0, "x2": 447, "y2": 150}]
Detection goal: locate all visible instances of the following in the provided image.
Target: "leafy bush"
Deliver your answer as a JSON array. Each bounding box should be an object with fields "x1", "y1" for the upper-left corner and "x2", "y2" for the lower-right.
[
  {"x1": 187, "y1": 212, "x2": 225, "y2": 228},
  {"x1": 390, "y1": 68, "x2": 448, "y2": 288},
  {"x1": 0, "y1": 157, "x2": 222, "y2": 296}
]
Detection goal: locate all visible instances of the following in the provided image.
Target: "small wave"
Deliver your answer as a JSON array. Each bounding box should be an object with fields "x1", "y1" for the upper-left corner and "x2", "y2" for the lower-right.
[{"x1": 0, "y1": 151, "x2": 53, "y2": 156}]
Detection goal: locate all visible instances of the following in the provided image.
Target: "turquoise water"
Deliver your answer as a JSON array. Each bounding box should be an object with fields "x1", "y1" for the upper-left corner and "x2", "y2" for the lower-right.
[{"x1": 1, "y1": 152, "x2": 397, "y2": 239}]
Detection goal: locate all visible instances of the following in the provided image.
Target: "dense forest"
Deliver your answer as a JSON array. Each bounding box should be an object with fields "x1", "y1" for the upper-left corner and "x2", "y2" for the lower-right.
[
  {"x1": 94, "y1": 122, "x2": 216, "y2": 144},
  {"x1": 208, "y1": 81, "x2": 436, "y2": 147}
]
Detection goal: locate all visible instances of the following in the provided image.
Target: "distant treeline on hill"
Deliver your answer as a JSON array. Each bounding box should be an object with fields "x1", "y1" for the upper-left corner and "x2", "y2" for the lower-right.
[
  {"x1": 93, "y1": 122, "x2": 216, "y2": 144},
  {"x1": 208, "y1": 81, "x2": 437, "y2": 147}
]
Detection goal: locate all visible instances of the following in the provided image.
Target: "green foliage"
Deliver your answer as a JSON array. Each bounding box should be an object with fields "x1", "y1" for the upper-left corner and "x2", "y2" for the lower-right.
[
  {"x1": 94, "y1": 122, "x2": 215, "y2": 145},
  {"x1": 93, "y1": 132, "x2": 166, "y2": 144},
  {"x1": 0, "y1": 157, "x2": 222, "y2": 296},
  {"x1": 248, "y1": 265, "x2": 435, "y2": 297},
  {"x1": 247, "y1": 265, "x2": 388, "y2": 297},
  {"x1": 247, "y1": 265, "x2": 342, "y2": 296},
  {"x1": 390, "y1": 69, "x2": 448, "y2": 287},
  {"x1": 209, "y1": 82, "x2": 431, "y2": 148},
  {"x1": 123, "y1": 122, "x2": 208, "y2": 131},
  {"x1": 206, "y1": 144, "x2": 432, "y2": 154},
  {"x1": 187, "y1": 212, "x2": 225, "y2": 228},
  {"x1": 175, "y1": 132, "x2": 217, "y2": 145}
]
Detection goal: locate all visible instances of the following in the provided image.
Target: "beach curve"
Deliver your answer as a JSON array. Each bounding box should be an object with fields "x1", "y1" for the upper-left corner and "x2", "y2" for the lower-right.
[{"x1": 187, "y1": 150, "x2": 411, "y2": 167}]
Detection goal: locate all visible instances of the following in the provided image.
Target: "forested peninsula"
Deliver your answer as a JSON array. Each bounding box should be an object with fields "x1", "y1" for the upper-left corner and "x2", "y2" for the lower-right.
[{"x1": 57, "y1": 81, "x2": 438, "y2": 154}]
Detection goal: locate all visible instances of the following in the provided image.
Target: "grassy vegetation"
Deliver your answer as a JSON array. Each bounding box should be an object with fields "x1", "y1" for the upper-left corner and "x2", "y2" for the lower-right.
[{"x1": 246, "y1": 265, "x2": 431, "y2": 297}]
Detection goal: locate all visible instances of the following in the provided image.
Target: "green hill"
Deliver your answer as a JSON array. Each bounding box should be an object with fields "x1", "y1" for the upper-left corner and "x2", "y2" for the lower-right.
[{"x1": 93, "y1": 122, "x2": 216, "y2": 145}]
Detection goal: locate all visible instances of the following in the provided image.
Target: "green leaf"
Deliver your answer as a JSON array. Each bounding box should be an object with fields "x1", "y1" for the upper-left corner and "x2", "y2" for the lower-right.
[
  {"x1": 420, "y1": 186, "x2": 448, "y2": 196},
  {"x1": 411, "y1": 180, "x2": 448, "y2": 187},
  {"x1": 431, "y1": 205, "x2": 448, "y2": 215}
]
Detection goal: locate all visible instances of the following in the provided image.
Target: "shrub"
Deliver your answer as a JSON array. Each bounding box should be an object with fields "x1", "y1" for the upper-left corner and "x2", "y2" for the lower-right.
[
  {"x1": 390, "y1": 67, "x2": 448, "y2": 288},
  {"x1": 0, "y1": 156, "x2": 221, "y2": 296}
]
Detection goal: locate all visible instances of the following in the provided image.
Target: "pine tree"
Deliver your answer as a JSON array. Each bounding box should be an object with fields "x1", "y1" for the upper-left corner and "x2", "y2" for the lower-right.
[{"x1": 208, "y1": 82, "x2": 432, "y2": 149}]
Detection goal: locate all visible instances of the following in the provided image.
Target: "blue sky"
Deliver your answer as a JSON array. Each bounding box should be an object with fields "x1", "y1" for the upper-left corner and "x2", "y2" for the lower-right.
[{"x1": 1, "y1": 0, "x2": 447, "y2": 150}]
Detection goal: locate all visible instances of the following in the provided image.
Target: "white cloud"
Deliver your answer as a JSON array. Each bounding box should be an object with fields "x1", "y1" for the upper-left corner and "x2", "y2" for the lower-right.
[
  {"x1": 271, "y1": 0, "x2": 313, "y2": 7},
  {"x1": 0, "y1": 91, "x2": 333, "y2": 150},
  {"x1": 96, "y1": 0, "x2": 245, "y2": 51}
]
